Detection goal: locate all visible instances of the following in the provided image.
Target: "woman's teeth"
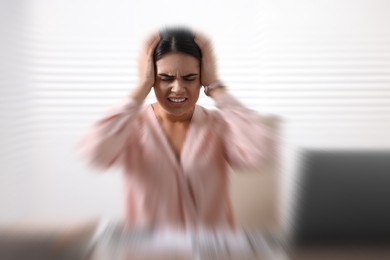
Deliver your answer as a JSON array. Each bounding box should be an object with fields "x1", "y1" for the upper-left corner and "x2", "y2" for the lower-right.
[{"x1": 168, "y1": 98, "x2": 186, "y2": 103}]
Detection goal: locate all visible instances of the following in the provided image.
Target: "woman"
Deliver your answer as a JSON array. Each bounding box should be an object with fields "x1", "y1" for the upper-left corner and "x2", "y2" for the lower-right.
[{"x1": 78, "y1": 28, "x2": 274, "y2": 230}]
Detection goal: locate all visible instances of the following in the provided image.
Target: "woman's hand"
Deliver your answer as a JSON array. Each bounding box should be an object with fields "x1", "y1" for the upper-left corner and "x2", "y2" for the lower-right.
[
  {"x1": 195, "y1": 32, "x2": 227, "y2": 99},
  {"x1": 130, "y1": 32, "x2": 160, "y2": 102},
  {"x1": 194, "y1": 32, "x2": 218, "y2": 87}
]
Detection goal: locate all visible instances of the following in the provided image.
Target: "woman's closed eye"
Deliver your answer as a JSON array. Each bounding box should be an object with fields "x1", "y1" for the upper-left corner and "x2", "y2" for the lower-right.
[
  {"x1": 182, "y1": 74, "x2": 198, "y2": 81},
  {"x1": 183, "y1": 77, "x2": 196, "y2": 81},
  {"x1": 158, "y1": 73, "x2": 174, "y2": 81},
  {"x1": 161, "y1": 77, "x2": 174, "y2": 81},
  {"x1": 160, "y1": 77, "x2": 196, "y2": 82},
  {"x1": 158, "y1": 73, "x2": 198, "y2": 82}
]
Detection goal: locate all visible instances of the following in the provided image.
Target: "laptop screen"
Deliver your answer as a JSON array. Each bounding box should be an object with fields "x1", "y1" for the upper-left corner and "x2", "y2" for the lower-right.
[{"x1": 292, "y1": 150, "x2": 390, "y2": 246}]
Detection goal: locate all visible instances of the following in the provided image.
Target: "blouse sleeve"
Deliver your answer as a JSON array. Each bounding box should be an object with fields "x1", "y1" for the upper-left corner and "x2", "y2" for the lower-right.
[
  {"x1": 215, "y1": 92, "x2": 275, "y2": 171},
  {"x1": 76, "y1": 98, "x2": 143, "y2": 169}
]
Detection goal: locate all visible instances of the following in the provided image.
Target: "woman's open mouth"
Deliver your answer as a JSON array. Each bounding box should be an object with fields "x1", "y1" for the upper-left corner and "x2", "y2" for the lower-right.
[{"x1": 167, "y1": 97, "x2": 188, "y2": 105}]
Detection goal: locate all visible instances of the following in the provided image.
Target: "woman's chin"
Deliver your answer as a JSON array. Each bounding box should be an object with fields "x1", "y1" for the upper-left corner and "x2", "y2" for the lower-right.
[{"x1": 163, "y1": 104, "x2": 194, "y2": 119}]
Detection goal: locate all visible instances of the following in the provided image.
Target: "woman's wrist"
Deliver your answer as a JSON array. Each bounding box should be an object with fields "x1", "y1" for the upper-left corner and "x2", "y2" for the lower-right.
[
  {"x1": 209, "y1": 87, "x2": 227, "y2": 100},
  {"x1": 204, "y1": 80, "x2": 226, "y2": 98}
]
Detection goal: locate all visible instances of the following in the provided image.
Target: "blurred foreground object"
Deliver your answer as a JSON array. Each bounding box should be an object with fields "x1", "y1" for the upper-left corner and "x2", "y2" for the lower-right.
[
  {"x1": 87, "y1": 220, "x2": 287, "y2": 260},
  {"x1": 0, "y1": 219, "x2": 287, "y2": 260}
]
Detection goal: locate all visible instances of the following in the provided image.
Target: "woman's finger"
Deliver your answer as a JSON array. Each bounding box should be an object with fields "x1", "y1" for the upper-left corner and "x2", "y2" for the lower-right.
[
  {"x1": 137, "y1": 32, "x2": 160, "y2": 88},
  {"x1": 144, "y1": 32, "x2": 160, "y2": 52},
  {"x1": 194, "y1": 31, "x2": 218, "y2": 86},
  {"x1": 194, "y1": 32, "x2": 215, "y2": 61},
  {"x1": 194, "y1": 31, "x2": 209, "y2": 48}
]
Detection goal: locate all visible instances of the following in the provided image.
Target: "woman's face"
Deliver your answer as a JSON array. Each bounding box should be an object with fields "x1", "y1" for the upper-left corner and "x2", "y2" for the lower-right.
[{"x1": 153, "y1": 52, "x2": 201, "y2": 118}]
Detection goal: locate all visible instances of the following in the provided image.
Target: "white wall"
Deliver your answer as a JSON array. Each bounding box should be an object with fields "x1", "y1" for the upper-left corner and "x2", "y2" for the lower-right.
[{"x1": 1, "y1": 0, "x2": 390, "y2": 231}]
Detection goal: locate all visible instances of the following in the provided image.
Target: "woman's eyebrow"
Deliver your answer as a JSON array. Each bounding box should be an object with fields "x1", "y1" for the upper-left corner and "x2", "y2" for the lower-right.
[
  {"x1": 182, "y1": 73, "x2": 198, "y2": 78},
  {"x1": 158, "y1": 73, "x2": 174, "y2": 77}
]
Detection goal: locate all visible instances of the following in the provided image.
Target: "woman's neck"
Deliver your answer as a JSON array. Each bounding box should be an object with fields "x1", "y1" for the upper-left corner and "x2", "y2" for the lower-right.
[{"x1": 152, "y1": 103, "x2": 194, "y2": 124}]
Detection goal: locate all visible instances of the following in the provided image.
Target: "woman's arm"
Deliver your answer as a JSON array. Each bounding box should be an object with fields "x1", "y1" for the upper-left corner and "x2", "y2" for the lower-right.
[
  {"x1": 195, "y1": 33, "x2": 275, "y2": 170},
  {"x1": 77, "y1": 33, "x2": 160, "y2": 169},
  {"x1": 77, "y1": 94, "x2": 143, "y2": 169},
  {"x1": 213, "y1": 89, "x2": 275, "y2": 170}
]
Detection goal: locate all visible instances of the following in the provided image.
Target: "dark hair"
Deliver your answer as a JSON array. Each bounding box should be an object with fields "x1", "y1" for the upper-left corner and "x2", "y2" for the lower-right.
[{"x1": 153, "y1": 27, "x2": 202, "y2": 63}]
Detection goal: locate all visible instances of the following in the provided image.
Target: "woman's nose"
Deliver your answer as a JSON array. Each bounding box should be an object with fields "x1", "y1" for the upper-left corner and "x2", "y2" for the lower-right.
[{"x1": 171, "y1": 80, "x2": 185, "y2": 93}]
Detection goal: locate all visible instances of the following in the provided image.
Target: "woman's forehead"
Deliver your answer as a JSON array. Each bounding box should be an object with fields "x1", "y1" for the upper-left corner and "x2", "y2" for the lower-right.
[{"x1": 156, "y1": 52, "x2": 200, "y2": 74}]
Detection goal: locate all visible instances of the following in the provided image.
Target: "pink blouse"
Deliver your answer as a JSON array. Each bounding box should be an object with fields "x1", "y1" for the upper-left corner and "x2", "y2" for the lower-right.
[{"x1": 78, "y1": 92, "x2": 274, "y2": 230}]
